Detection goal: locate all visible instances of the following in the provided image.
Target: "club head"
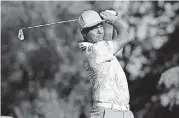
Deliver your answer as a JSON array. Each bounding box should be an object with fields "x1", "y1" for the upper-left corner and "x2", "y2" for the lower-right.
[{"x1": 18, "y1": 29, "x2": 24, "y2": 40}]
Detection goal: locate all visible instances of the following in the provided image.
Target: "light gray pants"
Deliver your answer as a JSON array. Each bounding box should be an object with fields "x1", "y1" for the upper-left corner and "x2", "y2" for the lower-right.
[{"x1": 90, "y1": 107, "x2": 134, "y2": 118}]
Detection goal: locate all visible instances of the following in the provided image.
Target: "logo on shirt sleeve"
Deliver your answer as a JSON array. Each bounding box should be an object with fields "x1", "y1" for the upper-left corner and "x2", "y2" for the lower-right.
[{"x1": 78, "y1": 42, "x2": 93, "y2": 52}]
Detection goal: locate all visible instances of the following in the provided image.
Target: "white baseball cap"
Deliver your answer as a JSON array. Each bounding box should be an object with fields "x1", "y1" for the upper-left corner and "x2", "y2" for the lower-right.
[{"x1": 78, "y1": 10, "x2": 104, "y2": 30}]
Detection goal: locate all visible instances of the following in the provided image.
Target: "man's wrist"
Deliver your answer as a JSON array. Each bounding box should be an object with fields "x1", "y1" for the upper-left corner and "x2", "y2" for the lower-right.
[
  {"x1": 111, "y1": 18, "x2": 120, "y2": 24},
  {"x1": 112, "y1": 18, "x2": 127, "y2": 29}
]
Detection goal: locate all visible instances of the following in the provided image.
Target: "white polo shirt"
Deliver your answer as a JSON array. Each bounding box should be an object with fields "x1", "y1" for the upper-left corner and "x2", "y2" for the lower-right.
[{"x1": 78, "y1": 41, "x2": 130, "y2": 108}]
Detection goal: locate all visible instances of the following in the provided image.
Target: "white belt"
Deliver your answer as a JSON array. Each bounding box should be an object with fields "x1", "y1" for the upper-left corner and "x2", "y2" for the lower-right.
[{"x1": 94, "y1": 103, "x2": 130, "y2": 111}]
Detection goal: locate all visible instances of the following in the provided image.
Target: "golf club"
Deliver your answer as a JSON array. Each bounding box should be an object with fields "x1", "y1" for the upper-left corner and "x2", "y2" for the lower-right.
[{"x1": 18, "y1": 19, "x2": 78, "y2": 40}]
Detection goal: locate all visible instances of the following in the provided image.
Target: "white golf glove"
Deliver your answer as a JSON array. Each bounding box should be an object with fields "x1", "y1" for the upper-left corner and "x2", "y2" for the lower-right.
[{"x1": 100, "y1": 10, "x2": 118, "y2": 24}]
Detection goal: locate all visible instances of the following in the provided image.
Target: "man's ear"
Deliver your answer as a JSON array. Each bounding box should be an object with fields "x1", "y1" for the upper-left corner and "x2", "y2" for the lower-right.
[
  {"x1": 82, "y1": 35, "x2": 88, "y2": 42},
  {"x1": 82, "y1": 33, "x2": 87, "y2": 37}
]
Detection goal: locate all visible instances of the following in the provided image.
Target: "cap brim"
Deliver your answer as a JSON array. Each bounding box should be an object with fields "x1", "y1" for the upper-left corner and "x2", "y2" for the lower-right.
[{"x1": 85, "y1": 20, "x2": 105, "y2": 28}]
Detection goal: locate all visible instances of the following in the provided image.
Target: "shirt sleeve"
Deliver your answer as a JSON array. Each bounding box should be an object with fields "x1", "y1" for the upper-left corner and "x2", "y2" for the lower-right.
[
  {"x1": 107, "y1": 41, "x2": 123, "y2": 57},
  {"x1": 93, "y1": 41, "x2": 114, "y2": 63},
  {"x1": 78, "y1": 42, "x2": 94, "y2": 60}
]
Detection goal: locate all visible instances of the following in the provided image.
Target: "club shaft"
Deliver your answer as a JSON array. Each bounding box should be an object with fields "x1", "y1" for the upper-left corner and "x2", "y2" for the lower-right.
[{"x1": 22, "y1": 19, "x2": 78, "y2": 30}]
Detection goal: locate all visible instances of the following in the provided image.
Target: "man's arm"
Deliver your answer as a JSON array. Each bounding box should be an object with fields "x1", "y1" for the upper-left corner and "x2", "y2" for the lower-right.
[
  {"x1": 100, "y1": 11, "x2": 130, "y2": 55},
  {"x1": 111, "y1": 18, "x2": 129, "y2": 55},
  {"x1": 112, "y1": 22, "x2": 123, "y2": 57}
]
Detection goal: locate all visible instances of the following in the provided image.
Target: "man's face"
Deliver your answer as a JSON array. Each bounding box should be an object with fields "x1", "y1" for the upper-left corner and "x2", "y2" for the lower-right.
[{"x1": 82, "y1": 22, "x2": 104, "y2": 43}]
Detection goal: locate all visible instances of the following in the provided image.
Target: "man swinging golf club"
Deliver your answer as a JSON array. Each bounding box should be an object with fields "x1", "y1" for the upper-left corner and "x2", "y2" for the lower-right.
[{"x1": 78, "y1": 10, "x2": 134, "y2": 118}]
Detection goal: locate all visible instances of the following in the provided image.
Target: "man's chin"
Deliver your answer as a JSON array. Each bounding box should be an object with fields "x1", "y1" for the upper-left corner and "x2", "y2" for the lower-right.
[
  {"x1": 99, "y1": 37, "x2": 104, "y2": 41},
  {"x1": 92, "y1": 36, "x2": 104, "y2": 43},
  {"x1": 95, "y1": 39, "x2": 103, "y2": 43},
  {"x1": 97, "y1": 37, "x2": 104, "y2": 41}
]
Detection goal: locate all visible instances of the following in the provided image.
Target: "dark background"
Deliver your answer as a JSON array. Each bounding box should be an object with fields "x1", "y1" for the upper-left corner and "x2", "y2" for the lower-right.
[{"x1": 1, "y1": 1, "x2": 179, "y2": 118}]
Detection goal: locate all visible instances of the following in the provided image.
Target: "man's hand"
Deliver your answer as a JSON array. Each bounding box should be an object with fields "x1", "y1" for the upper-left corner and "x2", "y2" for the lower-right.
[
  {"x1": 100, "y1": 11, "x2": 118, "y2": 24},
  {"x1": 100, "y1": 10, "x2": 129, "y2": 55}
]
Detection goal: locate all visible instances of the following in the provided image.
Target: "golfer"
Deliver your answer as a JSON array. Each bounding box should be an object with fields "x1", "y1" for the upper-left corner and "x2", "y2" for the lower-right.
[{"x1": 78, "y1": 10, "x2": 134, "y2": 118}]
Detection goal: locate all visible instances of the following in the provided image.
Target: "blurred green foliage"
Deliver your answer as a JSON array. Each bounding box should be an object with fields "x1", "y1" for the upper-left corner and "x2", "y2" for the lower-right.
[{"x1": 1, "y1": 1, "x2": 179, "y2": 118}]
